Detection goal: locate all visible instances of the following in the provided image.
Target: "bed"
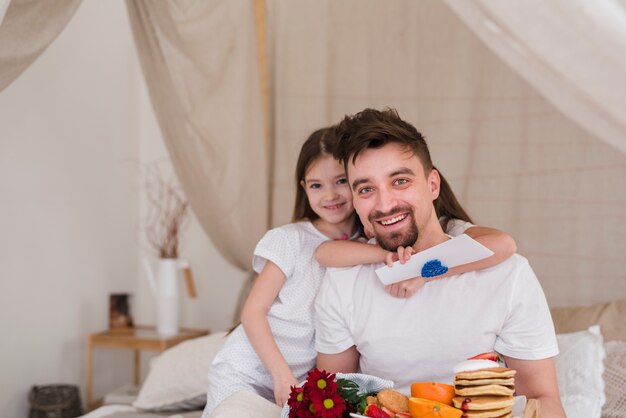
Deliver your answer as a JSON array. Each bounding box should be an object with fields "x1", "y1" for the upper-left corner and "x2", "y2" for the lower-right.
[{"x1": 80, "y1": 299, "x2": 626, "y2": 418}]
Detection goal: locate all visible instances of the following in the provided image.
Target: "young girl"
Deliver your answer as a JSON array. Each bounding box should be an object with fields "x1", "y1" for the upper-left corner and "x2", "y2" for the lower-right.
[
  {"x1": 202, "y1": 128, "x2": 516, "y2": 416},
  {"x1": 202, "y1": 127, "x2": 358, "y2": 416}
]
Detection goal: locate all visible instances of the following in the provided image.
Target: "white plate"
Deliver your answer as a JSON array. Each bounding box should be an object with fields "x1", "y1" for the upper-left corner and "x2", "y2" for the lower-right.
[{"x1": 349, "y1": 395, "x2": 526, "y2": 418}]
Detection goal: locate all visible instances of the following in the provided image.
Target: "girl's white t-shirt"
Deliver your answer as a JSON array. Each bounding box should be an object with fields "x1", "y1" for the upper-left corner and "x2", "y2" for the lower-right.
[{"x1": 208, "y1": 222, "x2": 329, "y2": 394}]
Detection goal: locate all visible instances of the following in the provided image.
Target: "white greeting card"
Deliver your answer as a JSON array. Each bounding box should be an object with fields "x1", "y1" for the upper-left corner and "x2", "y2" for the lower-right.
[{"x1": 375, "y1": 234, "x2": 494, "y2": 285}]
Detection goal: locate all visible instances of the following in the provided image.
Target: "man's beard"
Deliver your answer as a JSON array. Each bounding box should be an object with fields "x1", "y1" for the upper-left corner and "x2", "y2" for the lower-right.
[{"x1": 368, "y1": 207, "x2": 419, "y2": 252}]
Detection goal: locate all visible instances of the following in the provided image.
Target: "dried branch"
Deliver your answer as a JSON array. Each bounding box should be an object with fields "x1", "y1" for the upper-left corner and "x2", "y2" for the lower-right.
[{"x1": 143, "y1": 162, "x2": 189, "y2": 259}]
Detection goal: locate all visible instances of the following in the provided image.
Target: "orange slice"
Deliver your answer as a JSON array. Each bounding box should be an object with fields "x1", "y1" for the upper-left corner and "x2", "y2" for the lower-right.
[
  {"x1": 410, "y1": 382, "x2": 456, "y2": 406},
  {"x1": 408, "y1": 397, "x2": 463, "y2": 418}
]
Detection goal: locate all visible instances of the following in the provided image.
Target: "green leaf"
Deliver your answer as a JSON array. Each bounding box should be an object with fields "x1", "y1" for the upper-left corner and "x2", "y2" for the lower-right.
[{"x1": 336, "y1": 378, "x2": 377, "y2": 415}]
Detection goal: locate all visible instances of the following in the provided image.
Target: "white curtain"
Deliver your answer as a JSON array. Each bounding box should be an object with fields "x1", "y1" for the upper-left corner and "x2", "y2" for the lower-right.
[
  {"x1": 126, "y1": 0, "x2": 269, "y2": 273},
  {"x1": 270, "y1": 0, "x2": 626, "y2": 307},
  {"x1": 443, "y1": 0, "x2": 626, "y2": 156},
  {"x1": 0, "y1": 0, "x2": 11, "y2": 26},
  {"x1": 0, "y1": 0, "x2": 82, "y2": 92}
]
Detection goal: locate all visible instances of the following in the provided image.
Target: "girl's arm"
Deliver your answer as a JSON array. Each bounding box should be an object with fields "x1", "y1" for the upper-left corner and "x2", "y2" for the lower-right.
[
  {"x1": 240, "y1": 261, "x2": 297, "y2": 407},
  {"x1": 315, "y1": 239, "x2": 388, "y2": 267},
  {"x1": 434, "y1": 226, "x2": 517, "y2": 278},
  {"x1": 316, "y1": 240, "x2": 426, "y2": 298}
]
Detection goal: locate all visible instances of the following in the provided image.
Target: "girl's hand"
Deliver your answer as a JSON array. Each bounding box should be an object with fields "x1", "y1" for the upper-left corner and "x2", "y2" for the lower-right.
[
  {"x1": 385, "y1": 245, "x2": 414, "y2": 267},
  {"x1": 273, "y1": 371, "x2": 299, "y2": 407},
  {"x1": 385, "y1": 276, "x2": 425, "y2": 298}
]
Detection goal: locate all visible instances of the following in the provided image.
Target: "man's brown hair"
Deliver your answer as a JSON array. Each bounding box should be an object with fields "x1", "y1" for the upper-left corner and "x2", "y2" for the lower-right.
[
  {"x1": 333, "y1": 107, "x2": 433, "y2": 175},
  {"x1": 333, "y1": 107, "x2": 473, "y2": 228}
]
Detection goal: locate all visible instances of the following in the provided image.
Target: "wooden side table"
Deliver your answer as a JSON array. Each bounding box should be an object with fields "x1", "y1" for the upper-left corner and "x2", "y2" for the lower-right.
[{"x1": 85, "y1": 325, "x2": 209, "y2": 409}]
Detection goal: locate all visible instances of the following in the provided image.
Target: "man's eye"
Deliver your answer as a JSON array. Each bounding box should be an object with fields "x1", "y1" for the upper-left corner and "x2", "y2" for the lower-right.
[
  {"x1": 358, "y1": 186, "x2": 373, "y2": 195},
  {"x1": 337, "y1": 178, "x2": 347, "y2": 185},
  {"x1": 394, "y1": 178, "x2": 408, "y2": 185}
]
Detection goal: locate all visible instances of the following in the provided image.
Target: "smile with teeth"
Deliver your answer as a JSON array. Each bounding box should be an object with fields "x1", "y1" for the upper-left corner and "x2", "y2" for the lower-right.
[
  {"x1": 324, "y1": 202, "x2": 345, "y2": 210},
  {"x1": 379, "y1": 213, "x2": 408, "y2": 225}
]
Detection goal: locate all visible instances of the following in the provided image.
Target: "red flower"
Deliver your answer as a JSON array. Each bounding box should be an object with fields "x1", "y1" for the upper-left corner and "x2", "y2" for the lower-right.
[
  {"x1": 304, "y1": 369, "x2": 338, "y2": 395},
  {"x1": 287, "y1": 368, "x2": 358, "y2": 418},
  {"x1": 310, "y1": 390, "x2": 346, "y2": 418},
  {"x1": 287, "y1": 386, "x2": 305, "y2": 411},
  {"x1": 287, "y1": 386, "x2": 315, "y2": 418}
]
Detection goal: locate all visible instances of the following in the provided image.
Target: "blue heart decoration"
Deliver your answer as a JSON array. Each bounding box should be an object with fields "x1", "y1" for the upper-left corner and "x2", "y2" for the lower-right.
[{"x1": 421, "y1": 259, "x2": 448, "y2": 278}]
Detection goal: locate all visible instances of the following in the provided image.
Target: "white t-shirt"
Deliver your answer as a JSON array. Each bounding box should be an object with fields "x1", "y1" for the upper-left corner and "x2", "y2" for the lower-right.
[
  {"x1": 204, "y1": 218, "x2": 474, "y2": 415},
  {"x1": 203, "y1": 222, "x2": 330, "y2": 415},
  {"x1": 314, "y1": 254, "x2": 558, "y2": 395},
  {"x1": 441, "y1": 217, "x2": 472, "y2": 238}
]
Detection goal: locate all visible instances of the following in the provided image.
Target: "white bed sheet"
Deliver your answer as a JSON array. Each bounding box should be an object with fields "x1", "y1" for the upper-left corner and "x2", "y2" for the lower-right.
[
  {"x1": 80, "y1": 405, "x2": 137, "y2": 418},
  {"x1": 79, "y1": 405, "x2": 203, "y2": 418}
]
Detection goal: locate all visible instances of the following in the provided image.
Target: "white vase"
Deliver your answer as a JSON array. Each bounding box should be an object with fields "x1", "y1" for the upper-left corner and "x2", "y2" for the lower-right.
[{"x1": 143, "y1": 258, "x2": 188, "y2": 336}]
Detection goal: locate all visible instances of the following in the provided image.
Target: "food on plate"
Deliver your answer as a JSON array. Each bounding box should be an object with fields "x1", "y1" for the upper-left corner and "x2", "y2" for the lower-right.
[
  {"x1": 454, "y1": 377, "x2": 514, "y2": 387},
  {"x1": 363, "y1": 389, "x2": 411, "y2": 418},
  {"x1": 453, "y1": 361, "x2": 516, "y2": 418},
  {"x1": 410, "y1": 382, "x2": 456, "y2": 406},
  {"x1": 364, "y1": 403, "x2": 393, "y2": 418},
  {"x1": 453, "y1": 360, "x2": 500, "y2": 374},
  {"x1": 467, "y1": 352, "x2": 501, "y2": 363},
  {"x1": 377, "y1": 388, "x2": 410, "y2": 414},
  {"x1": 408, "y1": 397, "x2": 463, "y2": 418},
  {"x1": 451, "y1": 395, "x2": 514, "y2": 412},
  {"x1": 455, "y1": 368, "x2": 516, "y2": 380},
  {"x1": 454, "y1": 368, "x2": 515, "y2": 397},
  {"x1": 454, "y1": 406, "x2": 512, "y2": 418},
  {"x1": 454, "y1": 384, "x2": 514, "y2": 397}
]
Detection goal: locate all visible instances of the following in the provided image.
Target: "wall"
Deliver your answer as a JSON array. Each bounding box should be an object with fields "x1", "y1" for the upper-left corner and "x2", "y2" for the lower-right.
[
  {"x1": 134, "y1": 76, "x2": 248, "y2": 341},
  {"x1": 0, "y1": 0, "x2": 246, "y2": 416}
]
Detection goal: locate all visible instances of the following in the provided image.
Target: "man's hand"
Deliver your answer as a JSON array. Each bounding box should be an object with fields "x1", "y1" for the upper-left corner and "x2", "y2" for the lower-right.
[
  {"x1": 503, "y1": 356, "x2": 566, "y2": 418},
  {"x1": 383, "y1": 246, "x2": 425, "y2": 297}
]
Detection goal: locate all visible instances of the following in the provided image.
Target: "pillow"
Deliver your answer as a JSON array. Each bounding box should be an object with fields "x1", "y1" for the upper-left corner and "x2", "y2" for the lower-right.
[
  {"x1": 555, "y1": 325, "x2": 606, "y2": 418},
  {"x1": 602, "y1": 341, "x2": 626, "y2": 418},
  {"x1": 550, "y1": 299, "x2": 626, "y2": 342},
  {"x1": 133, "y1": 331, "x2": 227, "y2": 411}
]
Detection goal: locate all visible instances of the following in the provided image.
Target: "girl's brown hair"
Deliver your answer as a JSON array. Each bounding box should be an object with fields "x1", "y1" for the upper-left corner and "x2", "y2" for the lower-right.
[{"x1": 434, "y1": 167, "x2": 474, "y2": 230}]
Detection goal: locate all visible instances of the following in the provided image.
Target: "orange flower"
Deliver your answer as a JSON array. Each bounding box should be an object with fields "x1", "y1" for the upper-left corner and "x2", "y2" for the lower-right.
[
  {"x1": 408, "y1": 397, "x2": 462, "y2": 418},
  {"x1": 410, "y1": 382, "x2": 455, "y2": 406}
]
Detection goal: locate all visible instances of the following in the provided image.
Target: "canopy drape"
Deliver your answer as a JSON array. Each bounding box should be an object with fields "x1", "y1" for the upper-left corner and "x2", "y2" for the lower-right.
[
  {"x1": 0, "y1": 0, "x2": 82, "y2": 93},
  {"x1": 0, "y1": 1, "x2": 10, "y2": 25},
  {"x1": 126, "y1": 0, "x2": 269, "y2": 273},
  {"x1": 443, "y1": 0, "x2": 626, "y2": 156},
  {"x1": 1, "y1": 0, "x2": 622, "y2": 310}
]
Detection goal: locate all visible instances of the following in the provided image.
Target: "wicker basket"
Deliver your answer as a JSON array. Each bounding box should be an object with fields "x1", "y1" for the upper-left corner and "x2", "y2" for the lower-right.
[{"x1": 28, "y1": 384, "x2": 83, "y2": 418}]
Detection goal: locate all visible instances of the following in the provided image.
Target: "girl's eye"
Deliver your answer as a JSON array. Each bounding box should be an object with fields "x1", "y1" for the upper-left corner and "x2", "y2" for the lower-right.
[
  {"x1": 337, "y1": 178, "x2": 347, "y2": 185},
  {"x1": 309, "y1": 183, "x2": 321, "y2": 189}
]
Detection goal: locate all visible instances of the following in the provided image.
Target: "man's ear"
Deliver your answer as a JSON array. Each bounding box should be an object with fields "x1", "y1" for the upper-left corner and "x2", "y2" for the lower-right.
[{"x1": 429, "y1": 169, "x2": 441, "y2": 200}]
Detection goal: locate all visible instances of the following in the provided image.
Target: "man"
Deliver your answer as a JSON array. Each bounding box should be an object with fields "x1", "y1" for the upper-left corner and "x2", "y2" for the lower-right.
[{"x1": 315, "y1": 108, "x2": 565, "y2": 417}]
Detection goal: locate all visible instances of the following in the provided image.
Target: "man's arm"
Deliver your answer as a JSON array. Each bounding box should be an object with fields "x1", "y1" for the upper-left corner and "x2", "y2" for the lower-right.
[
  {"x1": 503, "y1": 356, "x2": 565, "y2": 418},
  {"x1": 317, "y1": 346, "x2": 360, "y2": 373}
]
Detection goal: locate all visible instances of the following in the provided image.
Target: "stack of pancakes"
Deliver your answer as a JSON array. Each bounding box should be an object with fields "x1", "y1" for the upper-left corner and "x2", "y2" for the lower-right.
[{"x1": 452, "y1": 367, "x2": 516, "y2": 418}]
